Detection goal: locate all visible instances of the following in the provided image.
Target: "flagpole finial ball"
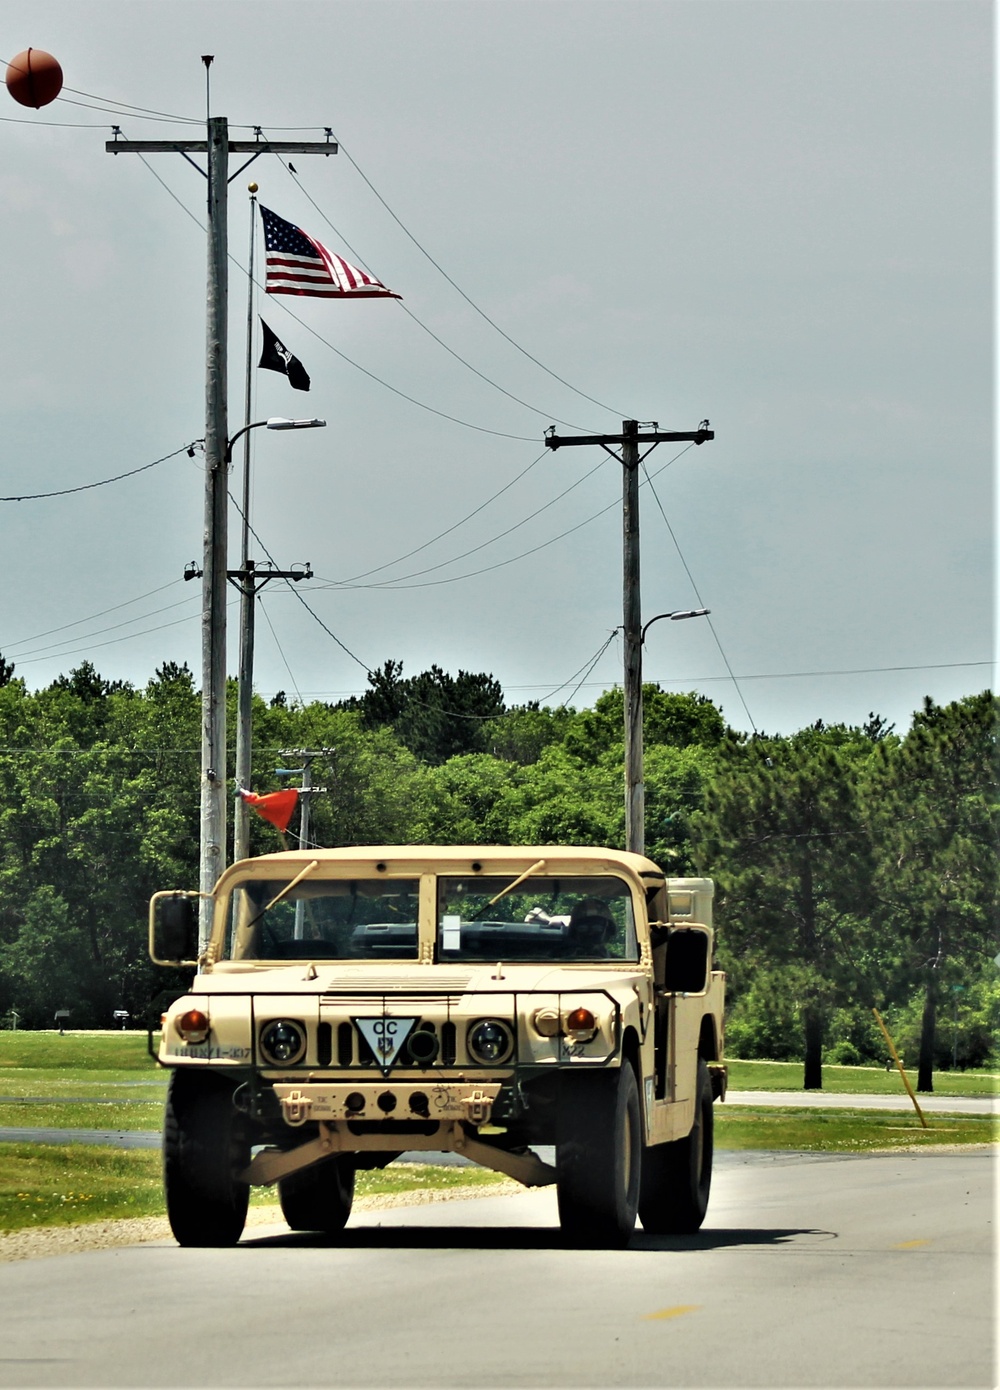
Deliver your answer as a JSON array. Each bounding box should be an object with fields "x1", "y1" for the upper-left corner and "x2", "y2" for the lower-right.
[
  {"x1": 6, "y1": 49, "x2": 63, "y2": 107},
  {"x1": 248, "y1": 182, "x2": 259, "y2": 193}
]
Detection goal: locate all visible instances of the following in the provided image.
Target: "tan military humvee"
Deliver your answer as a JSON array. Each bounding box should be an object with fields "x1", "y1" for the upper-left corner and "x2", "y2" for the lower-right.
[{"x1": 150, "y1": 844, "x2": 724, "y2": 1249}]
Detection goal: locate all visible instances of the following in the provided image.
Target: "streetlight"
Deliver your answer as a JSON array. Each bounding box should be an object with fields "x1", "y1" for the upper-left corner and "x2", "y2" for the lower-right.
[
  {"x1": 231, "y1": 418, "x2": 325, "y2": 866},
  {"x1": 226, "y1": 416, "x2": 326, "y2": 462},
  {"x1": 627, "y1": 605, "x2": 710, "y2": 856},
  {"x1": 641, "y1": 608, "x2": 710, "y2": 645}
]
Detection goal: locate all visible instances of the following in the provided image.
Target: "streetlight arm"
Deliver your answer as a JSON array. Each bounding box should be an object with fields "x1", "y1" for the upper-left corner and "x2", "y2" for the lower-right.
[
  {"x1": 640, "y1": 608, "x2": 710, "y2": 644},
  {"x1": 225, "y1": 417, "x2": 327, "y2": 462},
  {"x1": 225, "y1": 419, "x2": 267, "y2": 464}
]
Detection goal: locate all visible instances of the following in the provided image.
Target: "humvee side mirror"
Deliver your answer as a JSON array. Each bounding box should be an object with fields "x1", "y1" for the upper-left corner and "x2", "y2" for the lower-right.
[
  {"x1": 661, "y1": 927, "x2": 711, "y2": 994},
  {"x1": 149, "y1": 892, "x2": 200, "y2": 966}
]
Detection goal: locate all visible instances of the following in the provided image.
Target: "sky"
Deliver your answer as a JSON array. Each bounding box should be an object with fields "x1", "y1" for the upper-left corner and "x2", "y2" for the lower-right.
[{"x1": 0, "y1": 0, "x2": 993, "y2": 738}]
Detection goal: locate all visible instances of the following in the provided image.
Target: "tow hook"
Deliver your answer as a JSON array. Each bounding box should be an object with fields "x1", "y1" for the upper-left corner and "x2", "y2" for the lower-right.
[
  {"x1": 462, "y1": 1089, "x2": 494, "y2": 1125},
  {"x1": 282, "y1": 1089, "x2": 310, "y2": 1126}
]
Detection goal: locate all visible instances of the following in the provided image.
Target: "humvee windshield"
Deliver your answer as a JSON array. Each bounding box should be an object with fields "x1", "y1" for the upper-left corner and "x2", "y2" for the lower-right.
[
  {"x1": 228, "y1": 879, "x2": 420, "y2": 960},
  {"x1": 437, "y1": 876, "x2": 638, "y2": 963}
]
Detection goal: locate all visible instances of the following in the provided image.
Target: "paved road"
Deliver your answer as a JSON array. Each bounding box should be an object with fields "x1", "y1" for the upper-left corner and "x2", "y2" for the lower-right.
[
  {"x1": 0, "y1": 1149, "x2": 992, "y2": 1388},
  {"x1": 0, "y1": 1126, "x2": 162, "y2": 1148},
  {"x1": 726, "y1": 1089, "x2": 998, "y2": 1115}
]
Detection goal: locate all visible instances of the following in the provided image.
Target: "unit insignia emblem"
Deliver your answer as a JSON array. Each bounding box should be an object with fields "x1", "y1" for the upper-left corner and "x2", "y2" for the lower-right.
[{"x1": 354, "y1": 1016, "x2": 418, "y2": 1074}]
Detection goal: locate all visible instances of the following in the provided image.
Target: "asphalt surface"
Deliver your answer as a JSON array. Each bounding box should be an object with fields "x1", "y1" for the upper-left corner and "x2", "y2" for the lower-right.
[
  {"x1": 0, "y1": 1149, "x2": 992, "y2": 1388},
  {"x1": 725, "y1": 1089, "x2": 998, "y2": 1115}
]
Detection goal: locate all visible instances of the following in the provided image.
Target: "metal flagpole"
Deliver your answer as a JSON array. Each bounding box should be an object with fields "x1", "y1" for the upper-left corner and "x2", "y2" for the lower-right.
[{"x1": 234, "y1": 185, "x2": 258, "y2": 864}]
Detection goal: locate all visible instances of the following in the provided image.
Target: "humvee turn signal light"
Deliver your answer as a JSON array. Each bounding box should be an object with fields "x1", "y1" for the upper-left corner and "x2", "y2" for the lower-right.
[
  {"x1": 176, "y1": 1008, "x2": 210, "y2": 1043},
  {"x1": 565, "y1": 1006, "x2": 597, "y2": 1042}
]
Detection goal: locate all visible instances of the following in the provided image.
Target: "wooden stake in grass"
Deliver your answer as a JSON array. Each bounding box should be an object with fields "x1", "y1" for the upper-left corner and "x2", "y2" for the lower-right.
[{"x1": 872, "y1": 1008, "x2": 928, "y2": 1128}]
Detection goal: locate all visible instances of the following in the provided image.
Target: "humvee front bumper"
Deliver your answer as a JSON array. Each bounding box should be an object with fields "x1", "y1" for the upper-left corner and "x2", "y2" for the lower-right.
[{"x1": 272, "y1": 1079, "x2": 503, "y2": 1127}]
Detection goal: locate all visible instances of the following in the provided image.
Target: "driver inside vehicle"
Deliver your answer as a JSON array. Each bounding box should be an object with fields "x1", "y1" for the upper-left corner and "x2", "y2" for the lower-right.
[{"x1": 567, "y1": 897, "x2": 618, "y2": 954}]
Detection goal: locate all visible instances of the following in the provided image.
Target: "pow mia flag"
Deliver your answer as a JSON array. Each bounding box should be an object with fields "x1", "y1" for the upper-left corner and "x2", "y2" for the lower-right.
[{"x1": 258, "y1": 318, "x2": 311, "y2": 392}]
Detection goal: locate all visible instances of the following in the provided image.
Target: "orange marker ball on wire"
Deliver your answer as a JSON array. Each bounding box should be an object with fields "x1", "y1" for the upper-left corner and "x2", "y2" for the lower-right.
[{"x1": 6, "y1": 49, "x2": 63, "y2": 108}]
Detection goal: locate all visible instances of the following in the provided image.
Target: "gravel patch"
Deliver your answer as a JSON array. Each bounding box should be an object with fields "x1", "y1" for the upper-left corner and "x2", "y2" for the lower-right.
[{"x1": 0, "y1": 1180, "x2": 522, "y2": 1264}]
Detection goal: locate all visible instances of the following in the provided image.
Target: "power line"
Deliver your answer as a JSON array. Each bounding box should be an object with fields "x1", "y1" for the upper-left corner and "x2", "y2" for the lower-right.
[
  {"x1": 281, "y1": 158, "x2": 597, "y2": 432},
  {"x1": 640, "y1": 458, "x2": 758, "y2": 735},
  {"x1": 334, "y1": 450, "x2": 549, "y2": 584},
  {"x1": 131, "y1": 151, "x2": 539, "y2": 443},
  {"x1": 229, "y1": 493, "x2": 371, "y2": 672},
  {"x1": 271, "y1": 295, "x2": 540, "y2": 442},
  {"x1": 53, "y1": 78, "x2": 201, "y2": 125},
  {"x1": 0, "y1": 442, "x2": 195, "y2": 502},
  {"x1": 255, "y1": 659, "x2": 993, "y2": 703},
  {"x1": 0, "y1": 59, "x2": 202, "y2": 126},
  {"x1": 5, "y1": 594, "x2": 199, "y2": 663},
  {"x1": 312, "y1": 444, "x2": 696, "y2": 592},
  {"x1": 1, "y1": 580, "x2": 183, "y2": 652},
  {"x1": 319, "y1": 452, "x2": 610, "y2": 589},
  {"x1": 0, "y1": 114, "x2": 111, "y2": 128},
  {"x1": 10, "y1": 604, "x2": 212, "y2": 668},
  {"x1": 659, "y1": 660, "x2": 994, "y2": 683},
  {"x1": 258, "y1": 597, "x2": 306, "y2": 707},
  {"x1": 336, "y1": 140, "x2": 627, "y2": 419},
  {"x1": 535, "y1": 630, "x2": 620, "y2": 706}
]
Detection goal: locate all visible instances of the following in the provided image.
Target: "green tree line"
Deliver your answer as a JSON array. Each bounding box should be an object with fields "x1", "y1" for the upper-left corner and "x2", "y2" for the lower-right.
[{"x1": 0, "y1": 654, "x2": 995, "y2": 1090}]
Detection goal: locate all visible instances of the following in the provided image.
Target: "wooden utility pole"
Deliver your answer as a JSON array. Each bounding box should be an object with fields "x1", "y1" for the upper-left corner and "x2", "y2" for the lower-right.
[
  {"x1": 202, "y1": 115, "x2": 229, "y2": 931},
  {"x1": 544, "y1": 420, "x2": 714, "y2": 855},
  {"x1": 621, "y1": 420, "x2": 642, "y2": 856},
  {"x1": 107, "y1": 114, "x2": 337, "y2": 948}
]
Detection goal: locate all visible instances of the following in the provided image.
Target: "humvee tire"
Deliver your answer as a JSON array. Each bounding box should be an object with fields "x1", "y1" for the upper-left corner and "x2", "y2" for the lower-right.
[
  {"x1": 638, "y1": 1059, "x2": 713, "y2": 1234},
  {"x1": 163, "y1": 1070, "x2": 250, "y2": 1247},
  {"x1": 557, "y1": 1063, "x2": 641, "y2": 1248},
  {"x1": 279, "y1": 1155, "x2": 356, "y2": 1234}
]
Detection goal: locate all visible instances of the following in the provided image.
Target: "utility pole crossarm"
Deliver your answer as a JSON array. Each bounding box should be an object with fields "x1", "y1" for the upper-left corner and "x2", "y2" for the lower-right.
[
  {"x1": 105, "y1": 139, "x2": 337, "y2": 154},
  {"x1": 545, "y1": 427, "x2": 714, "y2": 450}
]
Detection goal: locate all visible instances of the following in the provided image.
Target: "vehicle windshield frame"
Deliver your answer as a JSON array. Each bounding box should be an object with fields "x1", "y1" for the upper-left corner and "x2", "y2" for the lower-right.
[
  {"x1": 225, "y1": 873, "x2": 422, "y2": 962},
  {"x1": 435, "y1": 873, "x2": 640, "y2": 964}
]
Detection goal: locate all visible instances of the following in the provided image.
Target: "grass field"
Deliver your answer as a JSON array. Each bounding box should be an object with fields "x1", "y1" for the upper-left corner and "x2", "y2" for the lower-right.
[
  {"x1": 0, "y1": 1032, "x2": 158, "y2": 1072},
  {"x1": 0, "y1": 1101, "x2": 162, "y2": 1129},
  {"x1": 1, "y1": 1033, "x2": 997, "y2": 1111},
  {"x1": 715, "y1": 1106, "x2": 994, "y2": 1151},
  {"x1": 4, "y1": 1032, "x2": 996, "y2": 1095},
  {"x1": 1, "y1": 1032, "x2": 995, "y2": 1236},
  {"x1": 0, "y1": 1146, "x2": 507, "y2": 1235},
  {"x1": 725, "y1": 1058, "x2": 998, "y2": 1097}
]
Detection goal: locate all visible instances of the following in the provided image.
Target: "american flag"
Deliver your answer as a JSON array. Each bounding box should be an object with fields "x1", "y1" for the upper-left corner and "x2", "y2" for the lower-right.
[{"x1": 260, "y1": 205, "x2": 400, "y2": 299}]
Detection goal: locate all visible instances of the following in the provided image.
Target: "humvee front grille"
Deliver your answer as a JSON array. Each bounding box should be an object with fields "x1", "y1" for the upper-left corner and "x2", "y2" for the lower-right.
[{"x1": 321, "y1": 1017, "x2": 450, "y2": 1069}]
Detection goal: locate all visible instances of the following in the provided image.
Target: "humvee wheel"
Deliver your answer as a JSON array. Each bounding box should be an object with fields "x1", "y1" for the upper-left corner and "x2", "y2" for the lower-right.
[
  {"x1": 557, "y1": 1063, "x2": 641, "y2": 1248},
  {"x1": 279, "y1": 1156, "x2": 356, "y2": 1234},
  {"x1": 639, "y1": 1059, "x2": 713, "y2": 1234},
  {"x1": 163, "y1": 1070, "x2": 250, "y2": 1247}
]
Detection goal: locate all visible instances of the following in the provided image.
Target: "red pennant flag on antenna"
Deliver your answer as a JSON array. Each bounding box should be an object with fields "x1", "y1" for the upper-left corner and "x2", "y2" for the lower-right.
[{"x1": 237, "y1": 787, "x2": 300, "y2": 833}]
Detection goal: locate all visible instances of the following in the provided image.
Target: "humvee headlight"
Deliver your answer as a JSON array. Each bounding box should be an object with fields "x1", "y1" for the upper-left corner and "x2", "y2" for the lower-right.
[
  {"x1": 467, "y1": 1019, "x2": 514, "y2": 1065},
  {"x1": 565, "y1": 1006, "x2": 598, "y2": 1042},
  {"x1": 260, "y1": 1019, "x2": 307, "y2": 1066},
  {"x1": 176, "y1": 1009, "x2": 210, "y2": 1043}
]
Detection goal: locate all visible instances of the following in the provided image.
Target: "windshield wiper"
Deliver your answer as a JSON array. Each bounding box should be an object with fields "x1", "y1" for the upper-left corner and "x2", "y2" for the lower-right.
[
  {"x1": 244, "y1": 860, "x2": 321, "y2": 937},
  {"x1": 468, "y1": 859, "x2": 547, "y2": 921}
]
